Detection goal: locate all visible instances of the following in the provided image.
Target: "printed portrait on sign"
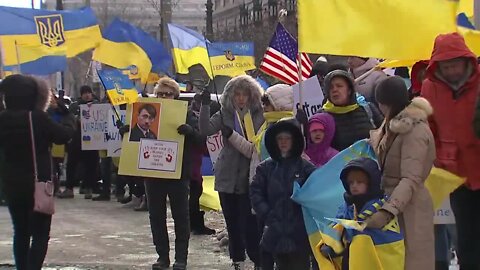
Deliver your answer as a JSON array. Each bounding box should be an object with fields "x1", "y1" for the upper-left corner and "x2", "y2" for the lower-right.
[{"x1": 129, "y1": 102, "x2": 161, "y2": 142}]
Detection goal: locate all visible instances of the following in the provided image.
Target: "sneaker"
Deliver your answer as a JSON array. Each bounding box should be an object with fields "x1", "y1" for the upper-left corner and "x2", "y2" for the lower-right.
[
  {"x1": 232, "y1": 261, "x2": 244, "y2": 270},
  {"x1": 152, "y1": 259, "x2": 169, "y2": 270},
  {"x1": 57, "y1": 188, "x2": 74, "y2": 199},
  {"x1": 134, "y1": 195, "x2": 148, "y2": 211},
  {"x1": 119, "y1": 195, "x2": 132, "y2": 204},
  {"x1": 84, "y1": 189, "x2": 93, "y2": 199},
  {"x1": 172, "y1": 262, "x2": 187, "y2": 270},
  {"x1": 92, "y1": 194, "x2": 111, "y2": 201}
]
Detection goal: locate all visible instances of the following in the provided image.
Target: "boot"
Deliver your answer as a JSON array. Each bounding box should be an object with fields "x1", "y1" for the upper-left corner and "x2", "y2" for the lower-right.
[
  {"x1": 192, "y1": 211, "x2": 215, "y2": 235},
  {"x1": 84, "y1": 188, "x2": 93, "y2": 199},
  {"x1": 92, "y1": 193, "x2": 111, "y2": 201},
  {"x1": 58, "y1": 188, "x2": 74, "y2": 199},
  {"x1": 119, "y1": 194, "x2": 132, "y2": 204},
  {"x1": 124, "y1": 195, "x2": 141, "y2": 208},
  {"x1": 232, "y1": 261, "x2": 245, "y2": 270},
  {"x1": 134, "y1": 195, "x2": 148, "y2": 211}
]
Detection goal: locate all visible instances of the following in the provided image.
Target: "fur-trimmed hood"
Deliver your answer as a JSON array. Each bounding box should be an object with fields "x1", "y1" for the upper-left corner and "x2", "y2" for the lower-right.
[
  {"x1": 389, "y1": 97, "x2": 433, "y2": 134},
  {"x1": 220, "y1": 75, "x2": 263, "y2": 113},
  {"x1": 0, "y1": 74, "x2": 50, "y2": 112}
]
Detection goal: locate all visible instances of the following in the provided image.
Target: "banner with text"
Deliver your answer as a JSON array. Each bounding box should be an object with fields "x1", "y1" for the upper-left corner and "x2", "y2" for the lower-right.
[
  {"x1": 293, "y1": 76, "x2": 324, "y2": 119},
  {"x1": 206, "y1": 131, "x2": 224, "y2": 166},
  {"x1": 107, "y1": 109, "x2": 126, "y2": 157},
  {"x1": 80, "y1": 104, "x2": 111, "y2": 150}
]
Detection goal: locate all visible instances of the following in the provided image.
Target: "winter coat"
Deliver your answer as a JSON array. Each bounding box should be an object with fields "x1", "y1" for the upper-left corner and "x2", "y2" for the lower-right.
[
  {"x1": 182, "y1": 108, "x2": 206, "y2": 182},
  {"x1": 322, "y1": 70, "x2": 383, "y2": 152},
  {"x1": 421, "y1": 32, "x2": 480, "y2": 191},
  {"x1": 350, "y1": 58, "x2": 387, "y2": 103},
  {"x1": 475, "y1": 93, "x2": 480, "y2": 138},
  {"x1": 0, "y1": 75, "x2": 75, "y2": 206},
  {"x1": 199, "y1": 75, "x2": 264, "y2": 194},
  {"x1": 370, "y1": 97, "x2": 436, "y2": 270},
  {"x1": 250, "y1": 120, "x2": 316, "y2": 254},
  {"x1": 305, "y1": 113, "x2": 338, "y2": 167},
  {"x1": 409, "y1": 60, "x2": 429, "y2": 98}
]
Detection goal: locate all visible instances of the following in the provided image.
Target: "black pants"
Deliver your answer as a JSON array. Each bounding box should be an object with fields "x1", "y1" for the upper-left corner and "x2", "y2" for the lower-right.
[
  {"x1": 450, "y1": 185, "x2": 480, "y2": 270},
  {"x1": 8, "y1": 204, "x2": 52, "y2": 270},
  {"x1": 274, "y1": 251, "x2": 310, "y2": 270},
  {"x1": 145, "y1": 179, "x2": 190, "y2": 264},
  {"x1": 189, "y1": 180, "x2": 203, "y2": 230},
  {"x1": 257, "y1": 218, "x2": 275, "y2": 270},
  {"x1": 219, "y1": 192, "x2": 260, "y2": 264},
  {"x1": 100, "y1": 157, "x2": 112, "y2": 196},
  {"x1": 66, "y1": 150, "x2": 99, "y2": 190}
]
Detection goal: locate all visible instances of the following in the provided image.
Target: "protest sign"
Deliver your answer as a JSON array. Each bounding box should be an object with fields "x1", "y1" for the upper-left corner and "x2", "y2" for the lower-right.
[
  {"x1": 434, "y1": 199, "x2": 455, "y2": 224},
  {"x1": 80, "y1": 104, "x2": 111, "y2": 150},
  {"x1": 118, "y1": 98, "x2": 188, "y2": 179},
  {"x1": 107, "y1": 109, "x2": 126, "y2": 157},
  {"x1": 206, "y1": 131, "x2": 224, "y2": 166},
  {"x1": 293, "y1": 76, "x2": 324, "y2": 119}
]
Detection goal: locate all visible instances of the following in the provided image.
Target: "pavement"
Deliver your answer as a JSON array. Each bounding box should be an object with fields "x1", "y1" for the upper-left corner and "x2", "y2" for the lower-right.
[{"x1": 0, "y1": 191, "x2": 250, "y2": 270}]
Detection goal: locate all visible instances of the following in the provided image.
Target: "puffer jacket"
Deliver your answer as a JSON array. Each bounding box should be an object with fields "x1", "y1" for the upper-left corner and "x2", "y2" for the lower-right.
[
  {"x1": 370, "y1": 97, "x2": 436, "y2": 270},
  {"x1": 350, "y1": 58, "x2": 387, "y2": 103},
  {"x1": 250, "y1": 120, "x2": 316, "y2": 254},
  {"x1": 199, "y1": 75, "x2": 264, "y2": 194},
  {"x1": 305, "y1": 113, "x2": 338, "y2": 167},
  {"x1": 421, "y1": 32, "x2": 480, "y2": 190}
]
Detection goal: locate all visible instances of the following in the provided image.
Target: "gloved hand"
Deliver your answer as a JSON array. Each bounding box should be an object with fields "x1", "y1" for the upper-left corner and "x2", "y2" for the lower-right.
[
  {"x1": 320, "y1": 244, "x2": 337, "y2": 258},
  {"x1": 295, "y1": 108, "x2": 308, "y2": 126},
  {"x1": 118, "y1": 124, "x2": 130, "y2": 137},
  {"x1": 116, "y1": 120, "x2": 124, "y2": 129},
  {"x1": 200, "y1": 90, "x2": 212, "y2": 105},
  {"x1": 177, "y1": 124, "x2": 194, "y2": 135},
  {"x1": 366, "y1": 209, "x2": 394, "y2": 229},
  {"x1": 221, "y1": 125, "x2": 233, "y2": 138},
  {"x1": 56, "y1": 100, "x2": 70, "y2": 115}
]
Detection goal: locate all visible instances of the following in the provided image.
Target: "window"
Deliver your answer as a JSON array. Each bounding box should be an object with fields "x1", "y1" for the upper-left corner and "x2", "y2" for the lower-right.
[{"x1": 268, "y1": 0, "x2": 278, "y2": 17}]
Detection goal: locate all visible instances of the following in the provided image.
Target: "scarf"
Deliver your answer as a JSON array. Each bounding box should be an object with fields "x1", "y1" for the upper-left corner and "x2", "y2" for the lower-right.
[
  {"x1": 234, "y1": 110, "x2": 255, "y2": 142},
  {"x1": 254, "y1": 111, "x2": 294, "y2": 159},
  {"x1": 322, "y1": 100, "x2": 359, "y2": 114}
]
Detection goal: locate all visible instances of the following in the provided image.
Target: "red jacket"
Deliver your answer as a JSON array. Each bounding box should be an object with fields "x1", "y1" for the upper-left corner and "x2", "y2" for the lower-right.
[{"x1": 421, "y1": 32, "x2": 480, "y2": 190}]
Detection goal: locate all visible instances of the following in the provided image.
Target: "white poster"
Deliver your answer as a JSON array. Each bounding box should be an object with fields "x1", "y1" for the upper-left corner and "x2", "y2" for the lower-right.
[
  {"x1": 434, "y1": 198, "x2": 456, "y2": 224},
  {"x1": 80, "y1": 104, "x2": 111, "y2": 150},
  {"x1": 107, "y1": 109, "x2": 126, "y2": 157},
  {"x1": 293, "y1": 76, "x2": 325, "y2": 119},
  {"x1": 206, "y1": 131, "x2": 224, "y2": 166},
  {"x1": 138, "y1": 139, "x2": 178, "y2": 172}
]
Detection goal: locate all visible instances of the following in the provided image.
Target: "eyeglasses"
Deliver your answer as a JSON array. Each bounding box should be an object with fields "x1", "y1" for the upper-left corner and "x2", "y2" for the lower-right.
[{"x1": 156, "y1": 92, "x2": 175, "y2": 98}]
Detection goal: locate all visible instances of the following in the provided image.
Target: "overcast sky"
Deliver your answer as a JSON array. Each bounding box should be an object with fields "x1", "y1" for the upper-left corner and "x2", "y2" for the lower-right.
[{"x1": 0, "y1": 0, "x2": 41, "y2": 9}]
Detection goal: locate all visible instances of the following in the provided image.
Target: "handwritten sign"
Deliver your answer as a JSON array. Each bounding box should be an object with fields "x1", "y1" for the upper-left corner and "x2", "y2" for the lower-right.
[
  {"x1": 293, "y1": 76, "x2": 325, "y2": 119},
  {"x1": 206, "y1": 131, "x2": 224, "y2": 166},
  {"x1": 434, "y1": 199, "x2": 455, "y2": 224},
  {"x1": 138, "y1": 139, "x2": 178, "y2": 172},
  {"x1": 80, "y1": 104, "x2": 111, "y2": 150},
  {"x1": 107, "y1": 109, "x2": 126, "y2": 157}
]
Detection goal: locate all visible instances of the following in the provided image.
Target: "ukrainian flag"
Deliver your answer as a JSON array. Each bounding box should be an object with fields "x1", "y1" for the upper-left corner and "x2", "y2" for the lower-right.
[
  {"x1": 97, "y1": 69, "x2": 139, "y2": 106},
  {"x1": 0, "y1": 6, "x2": 101, "y2": 74},
  {"x1": 93, "y1": 19, "x2": 172, "y2": 83},
  {"x1": 167, "y1": 23, "x2": 212, "y2": 78},
  {"x1": 208, "y1": 42, "x2": 255, "y2": 77}
]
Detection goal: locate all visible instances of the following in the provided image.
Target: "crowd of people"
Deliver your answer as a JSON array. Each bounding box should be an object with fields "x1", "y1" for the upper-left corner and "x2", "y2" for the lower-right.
[{"x1": 0, "y1": 32, "x2": 479, "y2": 270}]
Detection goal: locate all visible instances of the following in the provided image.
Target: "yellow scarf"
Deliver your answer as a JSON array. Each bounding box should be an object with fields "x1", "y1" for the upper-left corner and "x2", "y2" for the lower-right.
[
  {"x1": 235, "y1": 110, "x2": 256, "y2": 142},
  {"x1": 322, "y1": 100, "x2": 359, "y2": 114},
  {"x1": 254, "y1": 111, "x2": 294, "y2": 153}
]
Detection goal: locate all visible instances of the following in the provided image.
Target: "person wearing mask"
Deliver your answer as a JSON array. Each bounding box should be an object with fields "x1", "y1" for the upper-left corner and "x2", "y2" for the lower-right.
[
  {"x1": 421, "y1": 32, "x2": 480, "y2": 270},
  {"x1": 250, "y1": 119, "x2": 316, "y2": 270},
  {"x1": 311, "y1": 70, "x2": 383, "y2": 152},
  {"x1": 58, "y1": 86, "x2": 100, "y2": 199},
  {"x1": 369, "y1": 76, "x2": 436, "y2": 270},
  {"x1": 348, "y1": 57, "x2": 387, "y2": 103},
  {"x1": 304, "y1": 112, "x2": 338, "y2": 167},
  {"x1": 199, "y1": 75, "x2": 264, "y2": 270},
  {"x1": 0, "y1": 75, "x2": 75, "y2": 270}
]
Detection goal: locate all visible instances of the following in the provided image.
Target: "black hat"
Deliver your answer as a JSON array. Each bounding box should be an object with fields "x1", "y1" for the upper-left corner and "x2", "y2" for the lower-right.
[
  {"x1": 80, "y1": 85, "x2": 93, "y2": 95},
  {"x1": 375, "y1": 76, "x2": 410, "y2": 108}
]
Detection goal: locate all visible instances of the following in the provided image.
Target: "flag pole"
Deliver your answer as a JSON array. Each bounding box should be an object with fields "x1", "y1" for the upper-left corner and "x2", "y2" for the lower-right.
[{"x1": 14, "y1": 40, "x2": 21, "y2": 74}]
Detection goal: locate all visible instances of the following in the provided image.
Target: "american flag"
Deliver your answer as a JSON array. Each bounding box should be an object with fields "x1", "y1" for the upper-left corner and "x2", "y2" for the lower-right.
[{"x1": 260, "y1": 23, "x2": 313, "y2": 85}]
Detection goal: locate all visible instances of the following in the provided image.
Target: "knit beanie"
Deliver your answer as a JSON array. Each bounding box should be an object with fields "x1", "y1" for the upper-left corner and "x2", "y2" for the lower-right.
[
  {"x1": 265, "y1": 84, "x2": 294, "y2": 111},
  {"x1": 375, "y1": 76, "x2": 410, "y2": 108}
]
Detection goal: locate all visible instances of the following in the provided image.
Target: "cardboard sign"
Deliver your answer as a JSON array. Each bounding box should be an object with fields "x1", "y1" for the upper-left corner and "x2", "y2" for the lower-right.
[
  {"x1": 80, "y1": 104, "x2": 111, "y2": 150},
  {"x1": 293, "y1": 76, "x2": 325, "y2": 119},
  {"x1": 118, "y1": 98, "x2": 187, "y2": 179},
  {"x1": 206, "y1": 131, "x2": 224, "y2": 166},
  {"x1": 138, "y1": 139, "x2": 178, "y2": 172},
  {"x1": 434, "y1": 198, "x2": 456, "y2": 224},
  {"x1": 107, "y1": 109, "x2": 126, "y2": 157}
]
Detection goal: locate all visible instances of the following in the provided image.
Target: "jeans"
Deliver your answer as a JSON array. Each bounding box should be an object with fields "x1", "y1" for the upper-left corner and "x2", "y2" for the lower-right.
[
  {"x1": 8, "y1": 203, "x2": 52, "y2": 270},
  {"x1": 219, "y1": 192, "x2": 260, "y2": 264},
  {"x1": 450, "y1": 185, "x2": 480, "y2": 270},
  {"x1": 274, "y1": 251, "x2": 310, "y2": 270},
  {"x1": 66, "y1": 150, "x2": 99, "y2": 190},
  {"x1": 145, "y1": 179, "x2": 190, "y2": 264}
]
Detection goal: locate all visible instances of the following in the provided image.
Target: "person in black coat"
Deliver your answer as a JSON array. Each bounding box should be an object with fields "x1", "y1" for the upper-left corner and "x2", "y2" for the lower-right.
[
  {"x1": 250, "y1": 119, "x2": 316, "y2": 270},
  {"x1": 0, "y1": 74, "x2": 75, "y2": 270}
]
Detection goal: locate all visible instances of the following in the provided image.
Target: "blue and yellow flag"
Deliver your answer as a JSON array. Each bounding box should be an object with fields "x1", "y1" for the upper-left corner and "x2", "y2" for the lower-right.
[
  {"x1": 0, "y1": 6, "x2": 101, "y2": 74},
  {"x1": 207, "y1": 42, "x2": 255, "y2": 77},
  {"x1": 167, "y1": 23, "x2": 212, "y2": 78},
  {"x1": 97, "y1": 69, "x2": 139, "y2": 106},
  {"x1": 93, "y1": 19, "x2": 171, "y2": 83},
  {"x1": 298, "y1": 0, "x2": 457, "y2": 60}
]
